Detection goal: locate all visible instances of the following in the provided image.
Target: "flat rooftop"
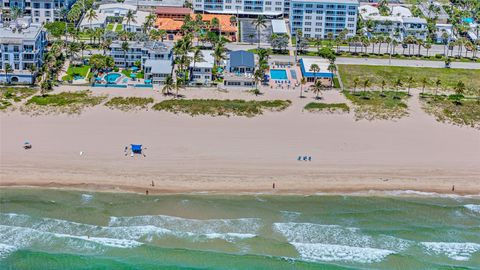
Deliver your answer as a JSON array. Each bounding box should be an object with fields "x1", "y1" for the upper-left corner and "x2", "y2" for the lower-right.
[{"x1": 0, "y1": 24, "x2": 42, "y2": 43}]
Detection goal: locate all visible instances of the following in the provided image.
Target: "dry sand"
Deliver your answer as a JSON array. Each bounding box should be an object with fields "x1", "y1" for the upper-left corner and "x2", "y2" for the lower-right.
[{"x1": 1, "y1": 86, "x2": 479, "y2": 195}]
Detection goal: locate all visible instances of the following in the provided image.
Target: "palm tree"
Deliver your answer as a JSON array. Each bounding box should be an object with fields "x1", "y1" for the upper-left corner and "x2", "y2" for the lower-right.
[
  {"x1": 143, "y1": 14, "x2": 156, "y2": 34},
  {"x1": 310, "y1": 80, "x2": 324, "y2": 99},
  {"x1": 393, "y1": 78, "x2": 402, "y2": 95},
  {"x1": 434, "y1": 79, "x2": 441, "y2": 96},
  {"x1": 453, "y1": 81, "x2": 466, "y2": 95},
  {"x1": 253, "y1": 69, "x2": 264, "y2": 93},
  {"x1": 125, "y1": 10, "x2": 136, "y2": 32},
  {"x1": 406, "y1": 76, "x2": 414, "y2": 96},
  {"x1": 162, "y1": 75, "x2": 174, "y2": 96},
  {"x1": 327, "y1": 63, "x2": 336, "y2": 88},
  {"x1": 380, "y1": 79, "x2": 386, "y2": 94},
  {"x1": 353, "y1": 77, "x2": 360, "y2": 93},
  {"x1": 420, "y1": 78, "x2": 428, "y2": 94},
  {"x1": 28, "y1": 65, "x2": 37, "y2": 85},
  {"x1": 4, "y1": 63, "x2": 13, "y2": 85},
  {"x1": 424, "y1": 42, "x2": 432, "y2": 57},
  {"x1": 210, "y1": 17, "x2": 221, "y2": 42},
  {"x1": 102, "y1": 39, "x2": 112, "y2": 54},
  {"x1": 79, "y1": 41, "x2": 87, "y2": 59},
  {"x1": 85, "y1": 9, "x2": 97, "y2": 30},
  {"x1": 362, "y1": 79, "x2": 370, "y2": 93},
  {"x1": 191, "y1": 48, "x2": 204, "y2": 81},
  {"x1": 299, "y1": 77, "x2": 307, "y2": 98},
  {"x1": 309, "y1": 64, "x2": 320, "y2": 82},
  {"x1": 174, "y1": 77, "x2": 184, "y2": 98},
  {"x1": 121, "y1": 41, "x2": 129, "y2": 67},
  {"x1": 252, "y1": 15, "x2": 267, "y2": 48}
]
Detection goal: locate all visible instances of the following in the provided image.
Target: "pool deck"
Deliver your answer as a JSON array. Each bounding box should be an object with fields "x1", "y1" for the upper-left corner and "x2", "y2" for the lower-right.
[{"x1": 267, "y1": 65, "x2": 302, "y2": 90}]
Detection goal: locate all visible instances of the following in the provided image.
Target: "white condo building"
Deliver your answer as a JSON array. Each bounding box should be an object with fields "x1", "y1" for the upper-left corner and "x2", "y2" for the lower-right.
[
  {"x1": 0, "y1": 18, "x2": 47, "y2": 84},
  {"x1": 192, "y1": 0, "x2": 286, "y2": 17},
  {"x1": 1, "y1": 0, "x2": 78, "y2": 23},
  {"x1": 290, "y1": 0, "x2": 359, "y2": 38}
]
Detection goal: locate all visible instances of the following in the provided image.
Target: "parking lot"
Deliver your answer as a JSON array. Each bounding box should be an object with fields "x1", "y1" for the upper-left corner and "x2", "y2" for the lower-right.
[{"x1": 240, "y1": 19, "x2": 272, "y2": 44}]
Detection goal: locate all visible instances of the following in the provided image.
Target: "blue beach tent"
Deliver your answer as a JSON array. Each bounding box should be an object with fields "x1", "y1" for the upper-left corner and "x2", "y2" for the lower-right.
[{"x1": 131, "y1": 144, "x2": 142, "y2": 154}]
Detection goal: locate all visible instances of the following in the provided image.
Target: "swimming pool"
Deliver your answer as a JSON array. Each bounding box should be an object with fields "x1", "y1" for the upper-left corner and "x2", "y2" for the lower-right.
[
  {"x1": 270, "y1": 69, "x2": 288, "y2": 80},
  {"x1": 104, "y1": 73, "x2": 122, "y2": 84}
]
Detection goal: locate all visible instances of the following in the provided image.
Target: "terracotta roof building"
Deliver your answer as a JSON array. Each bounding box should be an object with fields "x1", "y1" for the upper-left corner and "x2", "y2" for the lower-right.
[{"x1": 156, "y1": 7, "x2": 192, "y2": 20}]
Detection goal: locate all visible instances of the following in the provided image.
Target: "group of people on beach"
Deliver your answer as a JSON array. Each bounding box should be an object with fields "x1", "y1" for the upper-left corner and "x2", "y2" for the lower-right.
[{"x1": 298, "y1": 156, "x2": 312, "y2": 161}]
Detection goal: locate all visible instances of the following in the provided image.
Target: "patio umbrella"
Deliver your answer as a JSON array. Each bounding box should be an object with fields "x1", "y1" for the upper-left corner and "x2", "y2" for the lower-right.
[
  {"x1": 144, "y1": 79, "x2": 151, "y2": 84},
  {"x1": 132, "y1": 67, "x2": 139, "y2": 72},
  {"x1": 130, "y1": 73, "x2": 137, "y2": 79}
]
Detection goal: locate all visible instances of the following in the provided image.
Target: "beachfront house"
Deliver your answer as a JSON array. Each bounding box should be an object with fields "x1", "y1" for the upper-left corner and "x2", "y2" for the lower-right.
[
  {"x1": 109, "y1": 41, "x2": 173, "y2": 68},
  {"x1": 143, "y1": 59, "x2": 173, "y2": 84},
  {"x1": 402, "y1": 17, "x2": 428, "y2": 41},
  {"x1": 1, "y1": 0, "x2": 78, "y2": 24},
  {"x1": 188, "y1": 50, "x2": 214, "y2": 85},
  {"x1": 299, "y1": 58, "x2": 333, "y2": 82},
  {"x1": 223, "y1": 50, "x2": 256, "y2": 88},
  {"x1": 0, "y1": 18, "x2": 47, "y2": 84}
]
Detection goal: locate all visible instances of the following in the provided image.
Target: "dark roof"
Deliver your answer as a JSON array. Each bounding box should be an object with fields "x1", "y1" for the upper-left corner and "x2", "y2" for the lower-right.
[
  {"x1": 229, "y1": 50, "x2": 255, "y2": 68},
  {"x1": 155, "y1": 7, "x2": 191, "y2": 15}
]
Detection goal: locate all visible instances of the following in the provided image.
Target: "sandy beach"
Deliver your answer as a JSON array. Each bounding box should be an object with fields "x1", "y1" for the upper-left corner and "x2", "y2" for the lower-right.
[{"x1": 1, "y1": 86, "x2": 479, "y2": 195}]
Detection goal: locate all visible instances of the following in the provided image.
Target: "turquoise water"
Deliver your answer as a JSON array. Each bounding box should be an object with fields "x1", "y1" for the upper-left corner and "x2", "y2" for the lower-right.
[
  {"x1": 105, "y1": 73, "x2": 121, "y2": 84},
  {"x1": 271, "y1": 69, "x2": 288, "y2": 80},
  {"x1": 0, "y1": 188, "x2": 479, "y2": 270}
]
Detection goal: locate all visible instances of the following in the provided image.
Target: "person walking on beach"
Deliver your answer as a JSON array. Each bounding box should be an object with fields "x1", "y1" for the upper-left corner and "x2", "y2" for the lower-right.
[
  {"x1": 273, "y1": 182, "x2": 276, "y2": 189},
  {"x1": 146, "y1": 190, "x2": 149, "y2": 195}
]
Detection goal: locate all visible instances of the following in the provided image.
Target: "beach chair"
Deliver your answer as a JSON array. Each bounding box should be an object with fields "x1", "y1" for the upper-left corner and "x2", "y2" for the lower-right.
[
  {"x1": 303, "y1": 156, "x2": 308, "y2": 161},
  {"x1": 308, "y1": 156, "x2": 312, "y2": 161}
]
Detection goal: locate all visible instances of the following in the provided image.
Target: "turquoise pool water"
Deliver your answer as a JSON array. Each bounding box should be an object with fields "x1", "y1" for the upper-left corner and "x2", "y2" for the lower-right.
[
  {"x1": 105, "y1": 73, "x2": 121, "y2": 84},
  {"x1": 270, "y1": 69, "x2": 288, "y2": 80}
]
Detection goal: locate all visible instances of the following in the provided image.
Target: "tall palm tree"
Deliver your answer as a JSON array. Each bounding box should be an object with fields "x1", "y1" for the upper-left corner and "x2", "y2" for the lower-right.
[
  {"x1": 420, "y1": 77, "x2": 428, "y2": 94},
  {"x1": 174, "y1": 77, "x2": 184, "y2": 98},
  {"x1": 125, "y1": 10, "x2": 136, "y2": 32},
  {"x1": 252, "y1": 15, "x2": 267, "y2": 48},
  {"x1": 210, "y1": 17, "x2": 221, "y2": 42},
  {"x1": 453, "y1": 81, "x2": 465, "y2": 95},
  {"x1": 162, "y1": 75, "x2": 174, "y2": 96},
  {"x1": 310, "y1": 80, "x2": 324, "y2": 100},
  {"x1": 327, "y1": 63, "x2": 336, "y2": 88},
  {"x1": 353, "y1": 77, "x2": 360, "y2": 93},
  {"x1": 434, "y1": 79, "x2": 441, "y2": 96},
  {"x1": 4, "y1": 64, "x2": 13, "y2": 85},
  {"x1": 102, "y1": 39, "x2": 112, "y2": 54},
  {"x1": 253, "y1": 69, "x2": 264, "y2": 92},
  {"x1": 121, "y1": 41, "x2": 129, "y2": 67},
  {"x1": 362, "y1": 79, "x2": 370, "y2": 93},
  {"x1": 191, "y1": 48, "x2": 204, "y2": 81},
  {"x1": 143, "y1": 14, "x2": 156, "y2": 34},
  {"x1": 85, "y1": 9, "x2": 97, "y2": 30},
  {"x1": 28, "y1": 65, "x2": 37, "y2": 85},
  {"x1": 406, "y1": 76, "x2": 414, "y2": 96},
  {"x1": 299, "y1": 77, "x2": 307, "y2": 98},
  {"x1": 309, "y1": 64, "x2": 320, "y2": 82}
]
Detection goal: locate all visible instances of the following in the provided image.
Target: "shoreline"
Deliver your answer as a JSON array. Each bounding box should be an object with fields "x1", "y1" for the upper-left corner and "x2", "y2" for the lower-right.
[{"x1": 1, "y1": 183, "x2": 479, "y2": 198}]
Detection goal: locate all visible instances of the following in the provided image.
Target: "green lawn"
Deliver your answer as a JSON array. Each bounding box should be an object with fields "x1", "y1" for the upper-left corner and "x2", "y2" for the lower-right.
[
  {"x1": 115, "y1": 24, "x2": 123, "y2": 33},
  {"x1": 304, "y1": 102, "x2": 350, "y2": 113},
  {"x1": 338, "y1": 65, "x2": 480, "y2": 95},
  {"x1": 106, "y1": 23, "x2": 115, "y2": 31},
  {"x1": 121, "y1": 69, "x2": 144, "y2": 79},
  {"x1": 152, "y1": 99, "x2": 292, "y2": 117},
  {"x1": 62, "y1": 65, "x2": 91, "y2": 81},
  {"x1": 343, "y1": 90, "x2": 410, "y2": 120}
]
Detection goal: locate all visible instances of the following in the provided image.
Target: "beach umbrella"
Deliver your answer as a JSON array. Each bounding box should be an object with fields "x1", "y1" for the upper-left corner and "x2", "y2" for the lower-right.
[
  {"x1": 130, "y1": 73, "x2": 137, "y2": 79},
  {"x1": 144, "y1": 79, "x2": 151, "y2": 84}
]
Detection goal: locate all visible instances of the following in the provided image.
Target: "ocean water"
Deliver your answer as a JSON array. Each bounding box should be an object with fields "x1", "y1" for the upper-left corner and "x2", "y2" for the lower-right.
[{"x1": 0, "y1": 189, "x2": 479, "y2": 270}]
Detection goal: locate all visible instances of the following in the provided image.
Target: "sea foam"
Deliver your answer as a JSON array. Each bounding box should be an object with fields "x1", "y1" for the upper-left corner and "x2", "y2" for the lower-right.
[
  {"x1": 273, "y1": 222, "x2": 410, "y2": 264},
  {"x1": 421, "y1": 242, "x2": 480, "y2": 261},
  {"x1": 292, "y1": 242, "x2": 394, "y2": 264},
  {"x1": 0, "y1": 243, "x2": 17, "y2": 259},
  {"x1": 464, "y1": 204, "x2": 480, "y2": 214}
]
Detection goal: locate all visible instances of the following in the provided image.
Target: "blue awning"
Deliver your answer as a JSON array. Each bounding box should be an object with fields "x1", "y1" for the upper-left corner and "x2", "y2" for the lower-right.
[
  {"x1": 132, "y1": 67, "x2": 139, "y2": 71},
  {"x1": 131, "y1": 144, "x2": 142, "y2": 153},
  {"x1": 130, "y1": 73, "x2": 137, "y2": 78},
  {"x1": 144, "y1": 79, "x2": 151, "y2": 84}
]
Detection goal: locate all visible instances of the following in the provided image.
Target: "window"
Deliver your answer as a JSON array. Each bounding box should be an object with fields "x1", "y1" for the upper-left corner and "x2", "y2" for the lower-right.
[
  {"x1": 33, "y1": 3, "x2": 40, "y2": 8},
  {"x1": 305, "y1": 22, "x2": 311, "y2": 25},
  {"x1": 304, "y1": 28, "x2": 311, "y2": 32}
]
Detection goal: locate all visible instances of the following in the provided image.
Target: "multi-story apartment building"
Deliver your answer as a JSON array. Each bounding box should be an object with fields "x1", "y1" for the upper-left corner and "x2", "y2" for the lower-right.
[
  {"x1": 192, "y1": 0, "x2": 285, "y2": 17},
  {"x1": 0, "y1": 18, "x2": 47, "y2": 84},
  {"x1": 1, "y1": 0, "x2": 78, "y2": 23},
  {"x1": 290, "y1": 0, "x2": 359, "y2": 38},
  {"x1": 109, "y1": 41, "x2": 173, "y2": 68}
]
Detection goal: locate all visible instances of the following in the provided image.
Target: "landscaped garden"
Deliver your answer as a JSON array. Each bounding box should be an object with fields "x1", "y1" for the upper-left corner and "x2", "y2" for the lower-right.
[
  {"x1": 152, "y1": 99, "x2": 292, "y2": 117},
  {"x1": 338, "y1": 65, "x2": 480, "y2": 95},
  {"x1": 62, "y1": 65, "x2": 91, "y2": 81},
  {"x1": 121, "y1": 69, "x2": 144, "y2": 79},
  {"x1": 343, "y1": 90, "x2": 410, "y2": 120}
]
